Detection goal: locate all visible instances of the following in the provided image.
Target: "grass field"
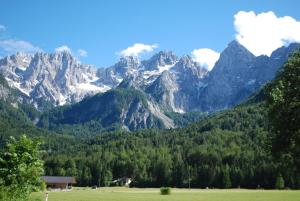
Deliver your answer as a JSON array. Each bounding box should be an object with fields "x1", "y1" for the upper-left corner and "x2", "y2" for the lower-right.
[{"x1": 30, "y1": 187, "x2": 300, "y2": 201}]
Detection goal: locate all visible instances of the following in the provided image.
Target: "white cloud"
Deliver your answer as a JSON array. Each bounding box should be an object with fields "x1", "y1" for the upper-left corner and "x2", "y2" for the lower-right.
[
  {"x1": 55, "y1": 45, "x2": 72, "y2": 53},
  {"x1": 77, "y1": 49, "x2": 88, "y2": 57},
  {"x1": 0, "y1": 26, "x2": 41, "y2": 55},
  {"x1": 234, "y1": 11, "x2": 300, "y2": 56},
  {"x1": 0, "y1": 39, "x2": 42, "y2": 54},
  {"x1": 0, "y1": 25, "x2": 5, "y2": 31},
  {"x1": 119, "y1": 43, "x2": 158, "y2": 57},
  {"x1": 55, "y1": 46, "x2": 88, "y2": 58},
  {"x1": 191, "y1": 48, "x2": 220, "y2": 71}
]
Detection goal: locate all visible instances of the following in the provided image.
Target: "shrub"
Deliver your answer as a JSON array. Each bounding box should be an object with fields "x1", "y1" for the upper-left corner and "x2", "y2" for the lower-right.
[
  {"x1": 40, "y1": 182, "x2": 46, "y2": 192},
  {"x1": 0, "y1": 186, "x2": 29, "y2": 201},
  {"x1": 160, "y1": 187, "x2": 171, "y2": 195}
]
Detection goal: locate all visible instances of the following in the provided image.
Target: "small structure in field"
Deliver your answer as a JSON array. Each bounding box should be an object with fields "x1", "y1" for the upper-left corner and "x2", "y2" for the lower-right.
[
  {"x1": 112, "y1": 177, "x2": 132, "y2": 186},
  {"x1": 41, "y1": 176, "x2": 76, "y2": 190}
]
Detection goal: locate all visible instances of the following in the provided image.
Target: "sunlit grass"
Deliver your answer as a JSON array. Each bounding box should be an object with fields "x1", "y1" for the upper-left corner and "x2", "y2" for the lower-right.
[{"x1": 30, "y1": 187, "x2": 300, "y2": 201}]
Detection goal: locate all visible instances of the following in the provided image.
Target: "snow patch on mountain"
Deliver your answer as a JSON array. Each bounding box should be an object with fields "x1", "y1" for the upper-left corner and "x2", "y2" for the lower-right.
[
  {"x1": 143, "y1": 63, "x2": 176, "y2": 79},
  {"x1": 5, "y1": 77, "x2": 31, "y2": 96},
  {"x1": 77, "y1": 83, "x2": 111, "y2": 92},
  {"x1": 17, "y1": 66, "x2": 27, "y2": 71}
]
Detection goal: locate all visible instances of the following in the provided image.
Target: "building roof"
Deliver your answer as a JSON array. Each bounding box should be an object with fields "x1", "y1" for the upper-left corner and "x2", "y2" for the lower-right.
[{"x1": 41, "y1": 176, "x2": 76, "y2": 184}]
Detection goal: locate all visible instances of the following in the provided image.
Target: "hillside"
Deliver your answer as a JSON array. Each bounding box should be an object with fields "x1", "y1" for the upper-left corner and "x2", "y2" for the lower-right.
[
  {"x1": 38, "y1": 86, "x2": 175, "y2": 134},
  {"x1": 41, "y1": 99, "x2": 285, "y2": 188},
  {"x1": 0, "y1": 74, "x2": 66, "y2": 148}
]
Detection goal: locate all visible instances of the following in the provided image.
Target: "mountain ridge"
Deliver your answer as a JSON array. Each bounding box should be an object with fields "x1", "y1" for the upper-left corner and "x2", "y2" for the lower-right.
[{"x1": 0, "y1": 41, "x2": 299, "y2": 130}]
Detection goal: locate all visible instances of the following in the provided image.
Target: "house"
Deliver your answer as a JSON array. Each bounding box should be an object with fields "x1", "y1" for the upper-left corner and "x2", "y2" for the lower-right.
[{"x1": 41, "y1": 176, "x2": 76, "y2": 190}]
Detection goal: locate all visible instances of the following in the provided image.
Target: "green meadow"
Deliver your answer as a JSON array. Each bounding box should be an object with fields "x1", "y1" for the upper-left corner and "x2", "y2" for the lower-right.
[{"x1": 30, "y1": 187, "x2": 300, "y2": 201}]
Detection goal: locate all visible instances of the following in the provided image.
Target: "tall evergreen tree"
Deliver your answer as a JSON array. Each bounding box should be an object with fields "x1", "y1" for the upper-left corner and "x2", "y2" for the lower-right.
[{"x1": 266, "y1": 51, "x2": 300, "y2": 171}]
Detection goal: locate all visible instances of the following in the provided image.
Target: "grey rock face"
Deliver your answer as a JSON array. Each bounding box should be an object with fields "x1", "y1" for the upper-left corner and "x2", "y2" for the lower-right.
[
  {"x1": 173, "y1": 56, "x2": 208, "y2": 112},
  {"x1": 0, "y1": 73, "x2": 32, "y2": 110},
  {"x1": 173, "y1": 55, "x2": 208, "y2": 79},
  {"x1": 146, "y1": 71, "x2": 179, "y2": 112},
  {"x1": 0, "y1": 51, "x2": 110, "y2": 109},
  {"x1": 121, "y1": 98, "x2": 175, "y2": 130},
  {"x1": 0, "y1": 52, "x2": 32, "y2": 87},
  {"x1": 198, "y1": 41, "x2": 256, "y2": 111},
  {"x1": 197, "y1": 41, "x2": 299, "y2": 112},
  {"x1": 97, "y1": 56, "x2": 140, "y2": 87},
  {"x1": 145, "y1": 55, "x2": 208, "y2": 113},
  {"x1": 142, "y1": 51, "x2": 178, "y2": 71}
]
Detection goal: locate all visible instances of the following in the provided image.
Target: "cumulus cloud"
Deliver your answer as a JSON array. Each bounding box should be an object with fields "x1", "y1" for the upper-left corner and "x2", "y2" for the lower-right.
[
  {"x1": 191, "y1": 48, "x2": 220, "y2": 71},
  {"x1": 55, "y1": 45, "x2": 72, "y2": 53},
  {"x1": 77, "y1": 49, "x2": 88, "y2": 57},
  {"x1": 234, "y1": 11, "x2": 300, "y2": 56},
  {"x1": 0, "y1": 26, "x2": 42, "y2": 55},
  {"x1": 0, "y1": 39, "x2": 42, "y2": 54},
  {"x1": 119, "y1": 43, "x2": 158, "y2": 57},
  {"x1": 0, "y1": 25, "x2": 5, "y2": 31}
]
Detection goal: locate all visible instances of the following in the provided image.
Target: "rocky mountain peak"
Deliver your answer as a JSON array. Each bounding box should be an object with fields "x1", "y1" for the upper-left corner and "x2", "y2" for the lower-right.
[
  {"x1": 119, "y1": 56, "x2": 140, "y2": 67},
  {"x1": 270, "y1": 42, "x2": 300, "y2": 58},
  {"x1": 0, "y1": 52, "x2": 32, "y2": 70},
  {"x1": 223, "y1": 40, "x2": 255, "y2": 59},
  {"x1": 199, "y1": 42, "x2": 300, "y2": 112},
  {"x1": 52, "y1": 50, "x2": 75, "y2": 61},
  {"x1": 174, "y1": 55, "x2": 208, "y2": 79},
  {"x1": 142, "y1": 51, "x2": 178, "y2": 70},
  {"x1": 211, "y1": 40, "x2": 255, "y2": 74},
  {"x1": 177, "y1": 55, "x2": 195, "y2": 66},
  {"x1": 110, "y1": 56, "x2": 141, "y2": 79},
  {"x1": 13, "y1": 52, "x2": 33, "y2": 63}
]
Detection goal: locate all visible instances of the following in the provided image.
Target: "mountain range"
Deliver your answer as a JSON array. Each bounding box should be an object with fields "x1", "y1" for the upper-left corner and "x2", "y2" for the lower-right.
[{"x1": 0, "y1": 40, "x2": 299, "y2": 131}]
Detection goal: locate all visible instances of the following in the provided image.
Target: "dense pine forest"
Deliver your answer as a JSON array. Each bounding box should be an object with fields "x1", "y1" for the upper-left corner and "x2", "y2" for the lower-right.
[
  {"x1": 1, "y1": 99, "x2": 299, "y2": 189},
  {"x1": 38, "y1": 102, "x2": 298, "y2": 189}
]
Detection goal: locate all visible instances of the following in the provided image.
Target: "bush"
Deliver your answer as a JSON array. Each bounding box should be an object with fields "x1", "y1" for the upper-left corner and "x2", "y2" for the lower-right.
[{"x1": 160, "y1": 187, "x2": 171, "y2": 195}]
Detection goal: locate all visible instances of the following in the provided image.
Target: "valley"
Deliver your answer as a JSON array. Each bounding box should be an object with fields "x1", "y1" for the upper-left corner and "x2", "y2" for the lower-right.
[
  {"x1": 0, "y1": 40, "x2": 299, "y2": 190},
  {"x1": 0, "y1": 3, "x2": 300, "y2": 200}
]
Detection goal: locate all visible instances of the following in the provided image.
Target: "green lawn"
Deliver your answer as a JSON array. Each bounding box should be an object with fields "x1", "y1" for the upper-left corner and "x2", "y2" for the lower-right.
[{"x1": 30, "y1": 187, "x2": 300, "y2": 201}]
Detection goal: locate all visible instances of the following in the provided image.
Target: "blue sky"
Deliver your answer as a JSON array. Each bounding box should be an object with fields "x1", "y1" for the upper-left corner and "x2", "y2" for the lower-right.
[{"x1": 0, "y1": 0, "x2": 299, "y2": 68}]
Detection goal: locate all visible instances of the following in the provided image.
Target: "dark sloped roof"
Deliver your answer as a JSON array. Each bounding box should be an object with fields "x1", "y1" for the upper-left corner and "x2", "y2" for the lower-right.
[{"x1": 41, "y1": 176, "x2": 76, "y2": 184}]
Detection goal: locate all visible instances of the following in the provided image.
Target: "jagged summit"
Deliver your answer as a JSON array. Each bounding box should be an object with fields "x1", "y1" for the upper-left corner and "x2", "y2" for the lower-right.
[
  {"x1": 149, "y1": 50, "x2": 176, "y2": 58},
  {"x1": 142, "y1": 50, "x2": 178, "y2": 71},
  {"x1": 222, "y1": 40, "x2": 255, "y2": 59},
  {"x1": 0, "y1": 51, "x2": 106, "y2": 109},
  {"x1": 176, "y1": 55, "x2": 199, "y2": 68},
  {"x1": 119, "y1": 55, "x2": 140, "y2": 65}
]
